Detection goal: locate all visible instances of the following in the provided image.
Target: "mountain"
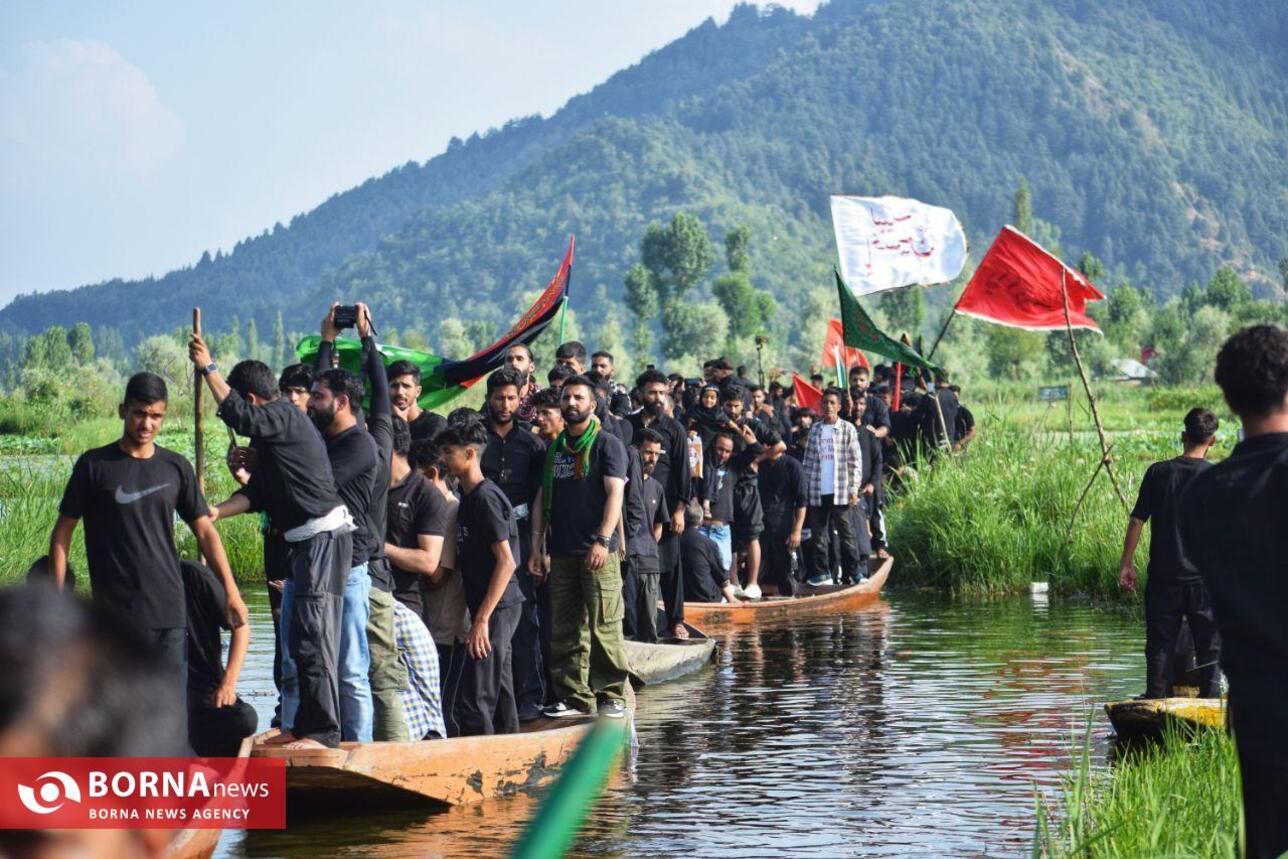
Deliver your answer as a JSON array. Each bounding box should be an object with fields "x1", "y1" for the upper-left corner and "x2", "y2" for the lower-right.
[{"x1": 2, "y1": 0, "x2": 1285, "y2": 357}]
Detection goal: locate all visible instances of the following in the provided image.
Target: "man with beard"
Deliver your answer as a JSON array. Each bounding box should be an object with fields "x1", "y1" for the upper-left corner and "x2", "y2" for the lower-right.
[
  {"x1": 590, "y1": 351, "x2": 632, "y2": 417},
  {"x1": 624, "y1": 429, "x2": 669, "y2": 642},
  {"x1": 698, "y1": 428, "x2": 764, "y2": 593},
  {"x1": 192, "y1": 345, "x2": 348, "y2": 751},
  {"x1": 388, "y1": 359, "x2": 446, "y2": 442},
  {"x1": 309, "y1": 304, "x2": 408, "y2": 742},
  {"x1": 529, "y1": 376, "x2": 629, "y2": 719},
  {"x1": 480, "y1": 368, "x2": 548, "y2": 720},
  {"x1": 628, "y1": 369, "x2": 692, "y2": 640},
  {"x1": 504, "y1": 343, "x2": 542, "y2": 424}
]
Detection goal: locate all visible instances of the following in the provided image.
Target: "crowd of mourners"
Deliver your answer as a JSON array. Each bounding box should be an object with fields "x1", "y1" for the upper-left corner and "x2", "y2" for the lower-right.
[{"x1": 32, "y1": 301, "x2": 978, "y2": 755}]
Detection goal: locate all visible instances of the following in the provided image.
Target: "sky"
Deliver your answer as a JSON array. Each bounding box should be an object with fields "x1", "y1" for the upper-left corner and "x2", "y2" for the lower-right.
[{"x1": 0, "y1": 1, "x2": 822, "y2": 307}]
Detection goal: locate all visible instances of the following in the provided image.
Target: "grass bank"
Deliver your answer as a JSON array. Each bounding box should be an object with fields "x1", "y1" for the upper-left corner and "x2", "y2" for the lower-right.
[
  {"x1": 1037, "y1": 727, "x2": 1241, "y2": 857},
  {"x1": 885, "y1": 384, "x2": 1234, "y2": 600}
]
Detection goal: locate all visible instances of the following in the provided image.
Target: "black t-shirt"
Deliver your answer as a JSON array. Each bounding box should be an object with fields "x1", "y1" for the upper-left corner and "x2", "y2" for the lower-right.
[
  {"x1": 455, "y1": 478, "x2": 523, "y2": 614},
  {"x1": 955, "y1": 404, "x2": 975, "y2": 440},
  {"x1": 862, "y1": 393, "x2": 892, "y2": 433},
  {"x1": 546, "y1": 429, "x2": 628, "y2": 556},
  {"x1": 758, "y1": 454, "x2": 808, "y2": 528},
  {"x1": 325, "y1": 424, "x2": 380, "y2": 572},
  {"x1": 386, "y1": 472, "x2": 449, "y2": 611},
  {"x1": 700, "y1": 445, "x2": 760, "y2": 523},
  {"x1": 917, "y1": 389, "x2": 960, "y2": 447},
  {"x1": 627, "y1": 413, "x2": 690, "y2": 512},
  {"x1": 181, "y1": 561, "x2": 230, "y2": 696},
  {"x1": 218, "y1": 392, "x2": 340, "y2": 531},
  {"x1": 1179, "y1": 433, "x2": 1288, "y2": 765},
  {"x1": 408, "y1": 410, "x2": 447, "y2": 442},
  {"x1": 630, "y1": 476, "x2": 668, "y2": 570},
  {"x1": 1132, "y1": 457, "x2": 1210, "y2": 581},
  {"x1": 59, "y1": 443, "x2": 208, "y2": 629},
  {"x1": 482, "y1": 422, "x2": 547, "y2": 510},
  {"x1": 680, "y1": 528, "x2": 727, "y2": 603}
]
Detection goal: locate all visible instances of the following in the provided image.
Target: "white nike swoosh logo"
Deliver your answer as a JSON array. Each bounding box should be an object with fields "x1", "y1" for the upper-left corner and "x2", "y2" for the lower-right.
[{"x1": 114, "y1": 484, "x2": 170, "y2": 504}]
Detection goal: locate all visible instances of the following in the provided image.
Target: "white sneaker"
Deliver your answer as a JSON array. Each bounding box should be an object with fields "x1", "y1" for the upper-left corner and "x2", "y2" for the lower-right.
[
  {"x1": 729, "y1": 583, "x2": 747, "y2": 598},
  {"x1": 743, "y1": 583, "x2": 762, "y2": 600}
]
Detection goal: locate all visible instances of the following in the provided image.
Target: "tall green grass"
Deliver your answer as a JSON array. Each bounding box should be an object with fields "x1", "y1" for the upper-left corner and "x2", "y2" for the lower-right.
[{"x1": 1035, "y1": 726, "x2": 1241, "y2": 858}]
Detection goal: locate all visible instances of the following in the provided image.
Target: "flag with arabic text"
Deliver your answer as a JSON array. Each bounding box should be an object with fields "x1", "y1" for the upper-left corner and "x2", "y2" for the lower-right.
[{"x1": 831, "y1": 195, "x2": 967, "y2": 295}]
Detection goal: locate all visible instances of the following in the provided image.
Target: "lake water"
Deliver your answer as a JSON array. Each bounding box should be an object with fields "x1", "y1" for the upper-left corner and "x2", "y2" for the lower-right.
[{"x1": 217, "y1": 588, "x2": 1142, "y2": 858}]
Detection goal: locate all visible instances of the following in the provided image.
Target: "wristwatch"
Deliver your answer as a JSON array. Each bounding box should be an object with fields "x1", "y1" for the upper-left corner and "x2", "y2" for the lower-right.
[
  {"x1": 591, "y1": 534, "x2": 611, "y2": 548},
  {"x1": 202, "y1": 361, "x2": 218, "y2": 376}
]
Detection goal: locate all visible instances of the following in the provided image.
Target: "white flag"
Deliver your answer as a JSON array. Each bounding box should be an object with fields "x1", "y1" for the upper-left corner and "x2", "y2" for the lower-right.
[{"x1": 831, "y1": 195, "x2": 968, "y2": 295}]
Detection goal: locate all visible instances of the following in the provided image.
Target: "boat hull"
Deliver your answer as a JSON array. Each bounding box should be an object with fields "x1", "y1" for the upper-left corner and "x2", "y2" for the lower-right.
[
  {"x1": 1104, "y1": 697, "x2": 1227, "y2": 742},
  {"x1": 679, "y1": 555, "x2": 892, "y2": 629},
  {"x1": 624, "y1": 635, "x2": 716, "y2": 686}
]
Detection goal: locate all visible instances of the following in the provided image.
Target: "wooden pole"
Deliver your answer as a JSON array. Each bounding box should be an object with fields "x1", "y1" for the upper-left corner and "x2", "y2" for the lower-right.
[
  {"x1": 193, "y1": 308, "x2": 204, "y2": 500},
  {"x1": 926, "y1": 307, "x2": 957, "y2": 363},
  {"x1": 1061, "y1": 271, "x2": 1129, "y2": 513}
]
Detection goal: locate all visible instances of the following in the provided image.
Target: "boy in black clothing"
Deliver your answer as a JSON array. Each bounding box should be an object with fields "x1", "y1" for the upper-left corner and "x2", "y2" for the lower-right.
[
  {"x1": 50, "y1": 372, "x2": 246, "y2": 755},
  {"x1": 1119, "y1": 408, "x2": 1221, "y2": 700},
  {"x1": 192, "y1": 338, "x2": 350, "y2": 751},
  {"x1": 1179, "y1": 326, "x2": 1288, "y2": 858},
  {"x1": 183, "y1": 561, "x2": 258, "y2": 757},
  {"x1": 679, "y1": 502, "x2": 741, "y2": 604},
  {"x1": 385, "y1": 417, "x2": 449, "y2": 616},
  {"x1": 440, "y1": 419, "x2": 524, "y2": 736},
  {"x1": 388, "y1": 359, "x2": 447, "y2": 441}
]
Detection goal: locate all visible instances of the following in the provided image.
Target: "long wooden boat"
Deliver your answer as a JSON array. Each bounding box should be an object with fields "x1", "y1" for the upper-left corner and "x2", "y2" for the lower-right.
[
  {"x1": 164, "y1": 736, "x2": 253, "y2": 859},
  {"x1": 679, "y1": 555, "x2": 893, "y2": 630},
  {"x1": 1104, "y1": 696, "x2": 1227, "y2": 742},
  {"x1": 624, "y1": 625, "x2": 716, "y2": 687},
  {"x1": 250, "y1": 695, "x2": 632, "y2": 815}
]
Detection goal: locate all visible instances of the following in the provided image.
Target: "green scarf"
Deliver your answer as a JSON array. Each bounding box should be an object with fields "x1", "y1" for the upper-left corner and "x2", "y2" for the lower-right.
[{"x1": 542, "y1": 416, "x2": 601, "y2": 522}]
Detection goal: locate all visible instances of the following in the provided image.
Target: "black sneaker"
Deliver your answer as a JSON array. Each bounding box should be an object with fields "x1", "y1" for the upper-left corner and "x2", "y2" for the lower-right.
[
  {"x1": 597, "y1": 699, "x2": 627, "y2": 719},
  {"x1": 543, "y1": 700, "x2": 589, "y2": 719}
]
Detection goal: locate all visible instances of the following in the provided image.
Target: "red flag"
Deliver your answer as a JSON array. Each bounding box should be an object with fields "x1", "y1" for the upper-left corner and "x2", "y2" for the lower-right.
[
  {"x1": 955, "y1": 226, "x2": 1104, "y2": 331},
  {"x1": 821, "y1": 319, "x2": 870, "y2": 372},
  {"x1": 792, "y1": 373, "x2": 823, "y2": 413}
]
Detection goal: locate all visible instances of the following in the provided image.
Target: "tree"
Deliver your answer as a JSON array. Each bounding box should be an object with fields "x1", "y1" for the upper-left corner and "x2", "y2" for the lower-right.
[
  {"x1": 879, "y1": 288, "x2": 925, "y2": 337},
  {"x1": 68, "y1": 323, "x2": 94, "y2": 366},
  {"x1": 985, "y1": 327, "x2": 1044, "y2": 380},
  {"x1": 272, "y1": 311, "x2": 287, "y2": 368},
  {"x1": 134, "y1": 335, "x2": 189, "y2": 391},
  {"x1": 725, "y1": 225, "x2": 751, "y2": 274},
  {"x1": 1203, "y1": 266, "x2": 1252, "y2": 314},
  {"x1": 1279, "y1": 257, "x2": 1288, "y2": 292},
  {"x1": 623, "y1": 262, "x2": 658, "y2": 361},
  {"x1": 1077, "y1": 252, "x2": 1104, "y2": 282},
  {"x1": 641, "y1": 213, "x2": 713, "y2": 301},
  {"x1": 592, "y1": 307, "x2": 632, "y2": 379},
  {"x1": 22, "y1": 326, "x2": 73, "y2": 371},
  {"x1": 713, "y1": 272, "x2": 767, "y2": 341},
  {"x1": 661, "y1": 300, "x2": 727, "y2": 363},
  {"x1": 1013, "y1": 180, "x2": 1033, "y2": 235},
  {"x1": 246, "y1": 318, "x2": 261, "y2": 363},
  {"x1": 437, "y1": 318, "x2": 474, "y2": 360}
]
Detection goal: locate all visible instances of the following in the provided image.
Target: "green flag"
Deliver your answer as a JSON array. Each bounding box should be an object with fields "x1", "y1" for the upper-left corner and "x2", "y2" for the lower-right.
[{"x1": 835, "y1": 270, "x2": 938, "y2": 370}]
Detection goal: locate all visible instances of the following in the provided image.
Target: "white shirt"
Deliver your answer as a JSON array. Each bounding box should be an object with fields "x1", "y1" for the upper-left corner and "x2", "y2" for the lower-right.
[{"x1": 818, "y1": 424, "x2": 837, "y2": 495}]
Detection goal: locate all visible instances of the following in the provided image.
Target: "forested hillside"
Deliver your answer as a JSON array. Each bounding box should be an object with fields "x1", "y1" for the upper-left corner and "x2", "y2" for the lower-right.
[{"x1": 2, "y1": 0, "x2": 1285, "y2": 363}]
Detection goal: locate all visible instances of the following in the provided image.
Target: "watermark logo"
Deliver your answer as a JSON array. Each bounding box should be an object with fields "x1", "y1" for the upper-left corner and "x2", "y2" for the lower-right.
[
  {"x1": 17, "y1": 771, "x2": 81, "y2": 814},
  {"x1": 0, "y1": 758, "x2": 285, "y2": 829}
]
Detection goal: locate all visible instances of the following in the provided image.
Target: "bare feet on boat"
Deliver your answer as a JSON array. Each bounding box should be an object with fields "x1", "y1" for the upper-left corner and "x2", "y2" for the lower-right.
[
  {"x1": 261, "y1": 730, "x2": 296, "y2": 746},
  {"x1": 281, "y1": 737, "x2": 328, "y2": 750},
  {"x1": 671, "y1": 623, "x2": 690, "y2": 641}
]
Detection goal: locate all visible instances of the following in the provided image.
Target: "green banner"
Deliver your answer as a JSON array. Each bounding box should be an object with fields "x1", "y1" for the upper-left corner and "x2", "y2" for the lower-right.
[
  {"x1": 295, "y1": 335, "x2": 466, "y2": 411},
  {"x1": 835, "y1": 271, "x2": 938, "y2": 371}
]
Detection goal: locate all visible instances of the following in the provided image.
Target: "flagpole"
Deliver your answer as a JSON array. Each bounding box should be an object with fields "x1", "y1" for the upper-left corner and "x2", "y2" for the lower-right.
[
  {"x1": 1061, "y1": 270, "x2": 1129, "y2": 513},
  {"x1": 557, "y1": 297, "x2": 568, "y2": 344},
  {"x1": 926, "y1": 307, "x2": 956, "y2": 363}
]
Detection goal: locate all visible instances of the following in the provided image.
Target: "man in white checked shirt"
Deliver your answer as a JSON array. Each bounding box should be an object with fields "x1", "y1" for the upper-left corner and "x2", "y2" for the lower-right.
[
  {"x1": 392, "y1": 600, "x2": 446, "y2": 740},
  {"x1": 801, "y1": 387, "x2": 863, "y2": 587}
]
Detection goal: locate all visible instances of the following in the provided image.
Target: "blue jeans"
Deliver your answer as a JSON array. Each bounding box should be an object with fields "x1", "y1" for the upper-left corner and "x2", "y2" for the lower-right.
[
  {"x1": 699, "y1": 523, "x2": 733, "y2": 573},
  {"x1": 278, "y1": 563, "x2": 373, "y2": 741}
]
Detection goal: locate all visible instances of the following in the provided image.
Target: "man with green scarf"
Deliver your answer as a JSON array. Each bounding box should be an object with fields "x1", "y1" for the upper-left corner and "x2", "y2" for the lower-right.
[{"x1": 528, "y1": 375, "x2": 630, "y2": 719}]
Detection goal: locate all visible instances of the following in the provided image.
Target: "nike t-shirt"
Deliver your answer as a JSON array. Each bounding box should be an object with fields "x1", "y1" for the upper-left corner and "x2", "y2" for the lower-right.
[{"x1": 60, "y1": 442, "x2": 209, "y2": 629}]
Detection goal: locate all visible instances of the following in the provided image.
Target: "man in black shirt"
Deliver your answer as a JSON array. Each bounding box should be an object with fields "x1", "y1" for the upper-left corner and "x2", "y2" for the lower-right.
[
  {"x1": 440, "y1": 419, "x2": 523, "y2": 736},
  {"x1": 309, "y1": 303, "x2": 408, "y2": 742},
  {"x1": 851, "y1": 365, "x2": 892, "y2": 556},
  {"x1": 193, "y1": 337, "x2": 350, "y2": 751},
  {"x1": 950, "y1": 385, "x2": 976, "y2": 452},
  {"x1": 481, "y1": 368, "x2": 548, "y2": 720},
  {"x1": 389, "y1": 359, "x2": 447, "y2": 441},
  {"x1": 504, "y1": 343, "x2": 542, "y2": 424},
  {"x1": 50, "y1": 372, "x2": 246, "y2": 755},
  {"x1": 680, "y1": 502, "x2": 740, "y2": 604},
  {"x1": 530, "y1": 375, "x2": 630, "y2": 719},
  {"x1": 915, "y1": 375, "x2": 959, "y2": 452},
  {"x1": 628, "y1": 369, "x2": 692, "y2": 639},
  {"x1": 385, "y1": 417, "x2": 449, "y2": 615},
  {"x1": 1120, "y1": 408, "x2": 1221, "y2": 700},
  {"x1": 757, "y1": 431, "x2": 808, "y2": 595},
  {"x1": 624, "y1": 430, "x2": 669, "y2": 642},
  {"x1": 182, "y1": 561, "x2": 258, "y2": 756},
  {"x1": 1179, "y1": 326, "x2": 1288, "y2": 859}
]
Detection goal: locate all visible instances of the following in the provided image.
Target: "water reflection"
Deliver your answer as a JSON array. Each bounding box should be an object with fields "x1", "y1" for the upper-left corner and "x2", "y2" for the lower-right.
[{"x1": 218, "y1": 590, "x2": 1141, "y2": 857}]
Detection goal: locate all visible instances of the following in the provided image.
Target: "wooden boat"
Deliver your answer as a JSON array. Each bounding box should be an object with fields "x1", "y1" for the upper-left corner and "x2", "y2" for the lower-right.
[
  {"x1": 1104, "y1": 696, "x2": 1227, "y2": 742},
  {"x1": 624, "y1": 625, "x2": 716, "y2": 687},
  {"x1": 164, "y1": 736, "x2": 253, "y2": 859},
  {"x1": 250, "y1": 692, "x2": 633, "y2": 815},
  {"x1": 679, "y1": 555, "x2": 893, "y2": 630}
]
